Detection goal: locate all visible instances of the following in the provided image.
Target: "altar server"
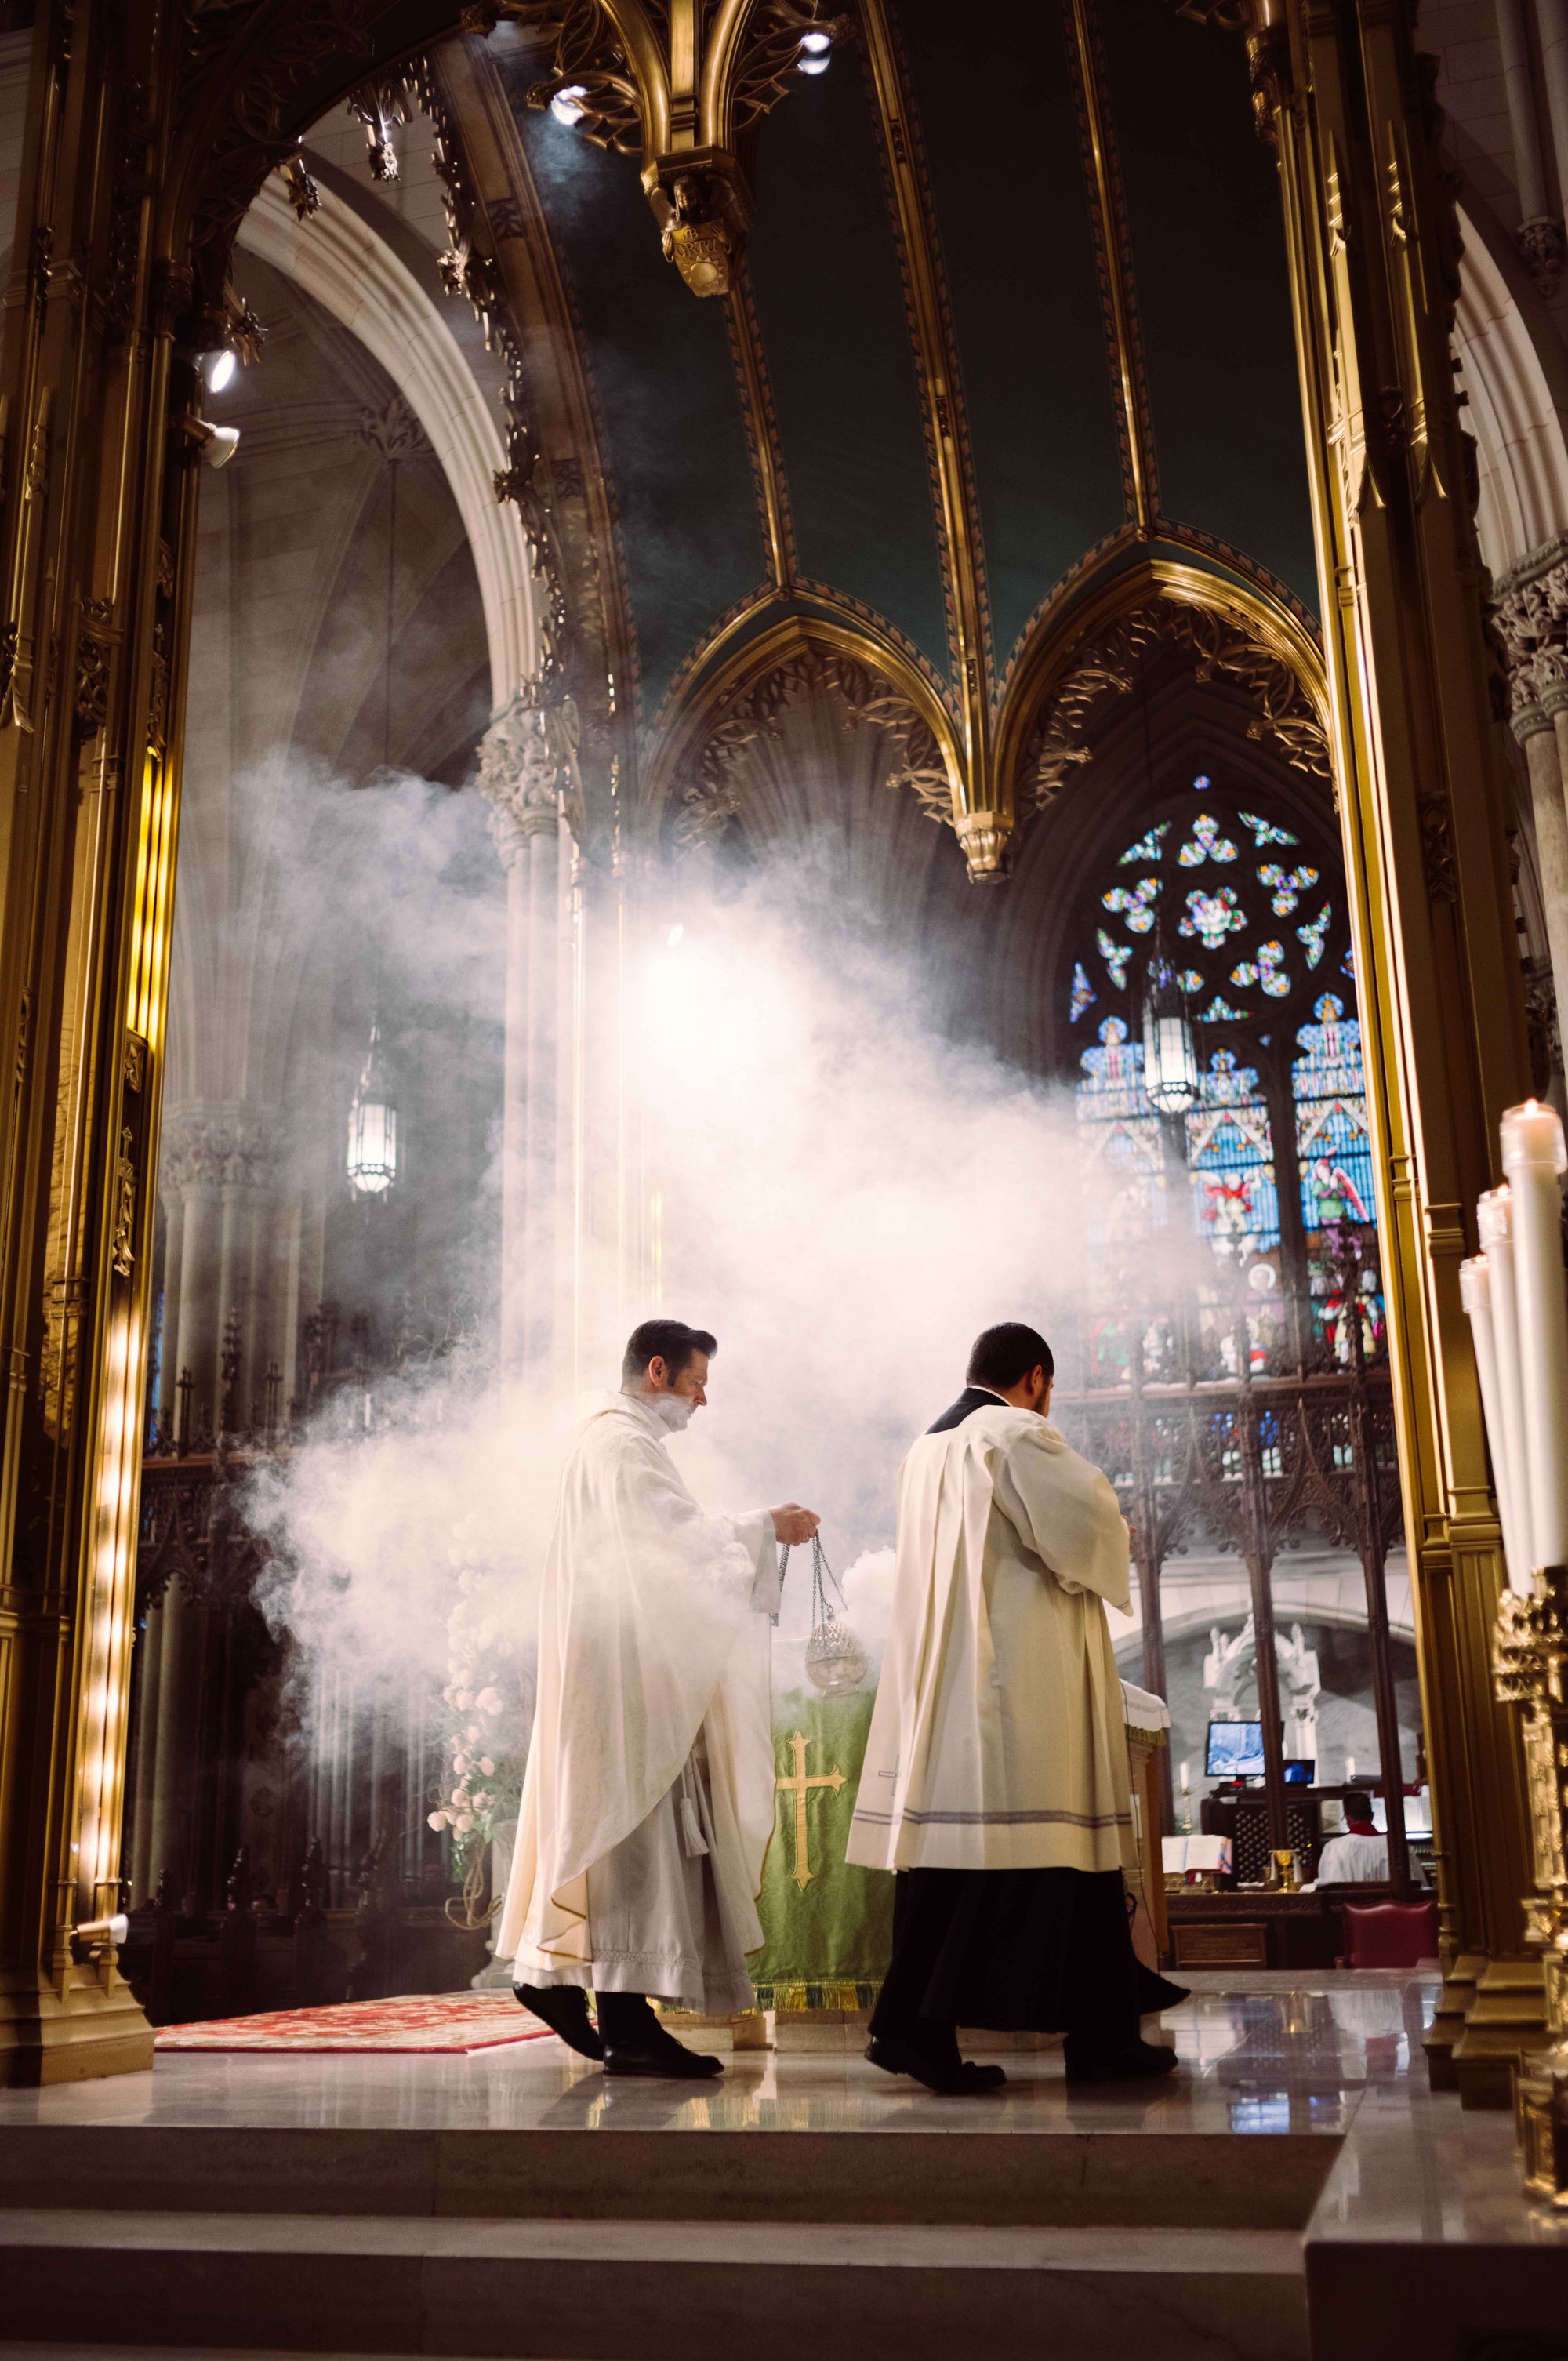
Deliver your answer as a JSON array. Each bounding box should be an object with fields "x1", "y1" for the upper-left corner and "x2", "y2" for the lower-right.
[
  {"x1": 848, "y1": 1320, "x2": 1186, "y2": 2092},
  {"x1": 499, "y1": 1318, "x2": 818, "y2": 2079}
]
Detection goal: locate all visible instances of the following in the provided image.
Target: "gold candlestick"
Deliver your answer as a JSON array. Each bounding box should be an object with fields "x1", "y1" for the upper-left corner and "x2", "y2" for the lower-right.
[{"x1": 1494, "y1": 1565, "x2": 1568, "y2": 2207}]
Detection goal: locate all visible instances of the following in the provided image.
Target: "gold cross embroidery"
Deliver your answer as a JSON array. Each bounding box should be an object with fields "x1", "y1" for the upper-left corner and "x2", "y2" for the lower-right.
[{"x1": 776, "y1": 1728, "x2": 846, "y2": 1891}]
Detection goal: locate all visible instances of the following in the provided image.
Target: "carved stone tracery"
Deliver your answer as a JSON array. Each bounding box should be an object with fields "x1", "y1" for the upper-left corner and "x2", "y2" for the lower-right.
[
  {"x1": 1019, "y1": 592, "x2": 1331, "y2": 814},
  {"x1": 677, "y1": 644, "x2": 950, "y2": 850},
  {"x1": 401, "y1": 61, "x2": 573, "y2": 701}
]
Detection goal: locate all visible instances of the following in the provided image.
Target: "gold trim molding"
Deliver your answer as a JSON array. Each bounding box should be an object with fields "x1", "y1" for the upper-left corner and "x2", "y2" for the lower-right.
[
  {"x1": 639, "y1": 610, "x2": 964, "y2": 854},
  {"x1": 995, "y1": 555, "x2": 1331, "y2": 823}
]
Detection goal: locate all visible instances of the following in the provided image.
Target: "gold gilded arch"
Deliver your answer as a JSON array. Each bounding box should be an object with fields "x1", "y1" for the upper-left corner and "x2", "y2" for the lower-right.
[
  {"x1": 638, "y1": 608, "x2": 964, "y2": 858},
  {"x1": 994, "y1": 554, "x2": 1332, "y2": 832}
]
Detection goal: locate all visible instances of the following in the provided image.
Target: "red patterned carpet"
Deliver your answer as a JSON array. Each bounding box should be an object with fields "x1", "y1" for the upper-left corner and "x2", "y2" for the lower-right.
[{"x1": 154, "y1": 1992, "x2": 556, "y2": 2054}]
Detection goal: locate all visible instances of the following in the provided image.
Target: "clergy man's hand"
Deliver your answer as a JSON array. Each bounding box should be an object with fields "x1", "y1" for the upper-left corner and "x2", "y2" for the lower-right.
[{"x1": 771, "y1": 1504, "x2": 820, "y2": 1546}]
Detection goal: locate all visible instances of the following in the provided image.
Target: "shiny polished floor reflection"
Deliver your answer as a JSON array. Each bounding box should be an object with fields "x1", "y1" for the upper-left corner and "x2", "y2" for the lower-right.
[{"x1": 0, "y1": 1970, "x2": 1428, "y2": 2139}]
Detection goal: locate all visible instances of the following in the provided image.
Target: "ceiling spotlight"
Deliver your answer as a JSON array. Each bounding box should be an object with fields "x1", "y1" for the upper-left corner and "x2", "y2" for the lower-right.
[
  {"x1": 800, "y1": 28, "x2": 832, "y2": 49},
  {"x1": 551, "y1": 82, "x2": 589, "y2": 125},
  {"x1": 183, "y1": 415, "x2": 241, "y2": 470},
  {"x1": 203, "y1": 347, "x2": 238, "y2": 394}
]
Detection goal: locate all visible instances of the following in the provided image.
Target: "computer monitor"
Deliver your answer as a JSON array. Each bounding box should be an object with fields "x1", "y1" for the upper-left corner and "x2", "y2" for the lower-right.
[
  {"x1": 1206, "y1": 1720, "x2": 1265, "y2": 1778},
  {"x1": 1283, "y1": 1759, "x2": 1314, "y2": 1785}
]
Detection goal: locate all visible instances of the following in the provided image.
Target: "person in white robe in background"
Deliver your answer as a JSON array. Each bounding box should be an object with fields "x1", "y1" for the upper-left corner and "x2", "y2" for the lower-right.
[
  {"x1": 498, "y1": 1317, "x2": 818, "y2": 2079},
  {"x1": 848, "y1": 1320, "x2": 1188, "y2": 2093},
  {"x1": 1312, "y1": 1789, "x2": 1389, "y2": 1883}
]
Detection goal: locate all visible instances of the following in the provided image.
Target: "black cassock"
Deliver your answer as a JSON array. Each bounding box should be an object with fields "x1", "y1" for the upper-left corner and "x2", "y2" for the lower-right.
[{"x1": 867, "y1": 1389, "x2": 1188, "y2": 2058}]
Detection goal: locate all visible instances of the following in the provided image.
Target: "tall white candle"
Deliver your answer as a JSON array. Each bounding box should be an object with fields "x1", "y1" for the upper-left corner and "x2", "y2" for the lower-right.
[
  {"x1": 1477, "y1": 1188, "x2": 1534, "y2": 1577},
  {"x1": 1179, "y1": 1760, "x2": 1191, "y2": 1789},
  {"x1": 1461, "y1": 1250, "x2": 1534, "y2": 1593},
  {"x1": 1345, "y1": 1755, "x2": 1356, "y2": 1782},
  {"x1": 1501, "y1": 1100, "x2": 1568, "y2": 1569}
]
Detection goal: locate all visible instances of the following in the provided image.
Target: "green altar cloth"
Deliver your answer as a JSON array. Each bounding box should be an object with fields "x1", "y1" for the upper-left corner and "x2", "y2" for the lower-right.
[{"x1": 749, "y1": 1684, "x2": 893, "y2": 2011}]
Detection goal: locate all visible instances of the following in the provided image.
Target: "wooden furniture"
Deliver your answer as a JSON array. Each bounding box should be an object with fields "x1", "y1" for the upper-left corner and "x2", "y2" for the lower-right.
[
  {"x1": 1164, "y1": 1885, "x2": 1392, "y2": 1971},
  {"x1": 1127, "y1": 1724, "x2": 1169, "y2": 1964},
  {"x1": 1201, "y1": 1789, "x2": 1325, "y2": 1882}
]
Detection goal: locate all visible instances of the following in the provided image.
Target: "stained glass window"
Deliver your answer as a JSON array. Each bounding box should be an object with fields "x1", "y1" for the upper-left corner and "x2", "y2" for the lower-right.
[
  {"x1": 1097, "y1": 926, "x2": 1132, "y2": 990},
  {"x1": 1231, "y1": 939, "x2": 1290, "y2": 997},
  {"x1": 1102, "y1": 878, "x2": 1160, "y2": 932},
  {"x1": 1076, "y1": 1017, "x2": 1167, "y2": 1245},
  {"x1": 1239, "y1": 812, "x2": 1298, "y2": 848},
  {"x1": 1293, "y1": 993, "x2": 1375, "y2": 1232},
  {"x1": 1177, "y1": 813, "x2": 1239, "y2": 866},
  {"x1": 1119, "y1": 824, "x2": 1170, "y2": 865},
  {"x1": 1258, "y1": 861, "x2": 1319, "y2": 915},
  {"x1": 1297, "y1": 905, "x2": 1331, "y2": 967},
  {"x1": 1179, "y1": 884, "x2": 1247, "y2": 948},
  {"x1": 1185, "y1": 1051, "x2": 1279, "y2": 1254},
  {"x1": 1070, "y1": 786, "x2": 1376, "y2": 1312}
]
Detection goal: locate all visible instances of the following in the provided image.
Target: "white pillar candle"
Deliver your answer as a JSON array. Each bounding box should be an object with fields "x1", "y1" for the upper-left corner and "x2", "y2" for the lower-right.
[
  {"x1": 1179, "y1": 1760, "x2": 1191, "y2": 1789},
  {"x1": 1477, "y1": 1188, "x2": 1534, "y2": 1578},
  {"x1": 1345, "y1": 1755, "x2": 1356, "y2": 1782},
  {"x1": 1461, "y1": 1250, "x2": 1534, "y2": 1593},
  {"x1": 1501, "y1": 1099, "x2": 1568, "y2": 1569}
]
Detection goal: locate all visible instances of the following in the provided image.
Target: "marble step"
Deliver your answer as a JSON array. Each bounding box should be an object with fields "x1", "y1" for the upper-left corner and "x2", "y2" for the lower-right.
[
  {"x1": 0, "y1": 2119, "x2": 1338, "y2": 2231},
  {"x1": 0, "y1": 2207, "x2": 1311, "y2": 2361}
]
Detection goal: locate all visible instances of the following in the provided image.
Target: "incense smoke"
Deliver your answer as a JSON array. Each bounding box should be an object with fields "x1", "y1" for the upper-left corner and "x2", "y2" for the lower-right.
[{"x1": 231, "y1": 774, "x2": 1221, "y2": 1768}]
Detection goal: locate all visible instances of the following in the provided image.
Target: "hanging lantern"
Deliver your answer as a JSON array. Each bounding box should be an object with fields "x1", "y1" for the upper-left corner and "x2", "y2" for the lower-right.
[
  {"x1": 1142, "y1": 968, "x2": 1201, "y2": 1117},
  {"x1": 347, "y1": 1018, "x2": 397, "y2": 1197}
]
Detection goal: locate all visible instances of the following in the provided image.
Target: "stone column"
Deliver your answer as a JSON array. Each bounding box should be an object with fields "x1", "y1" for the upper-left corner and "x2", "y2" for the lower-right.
[
  {"x1": 158, "y1": 1103, "x2": 285, "y2": 1434},
  {"x1": 478, "y1": 692, "x2": 573, "y2": 1382},
  {"x1": 1495, "y1": 551, "x2": 1568, "y2": 1097}
]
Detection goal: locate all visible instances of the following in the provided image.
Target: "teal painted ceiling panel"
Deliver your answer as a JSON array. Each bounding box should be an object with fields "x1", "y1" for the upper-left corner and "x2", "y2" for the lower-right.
[
  {"x1": 899, "y1": 0, "x2": 1126, "y2": 676},
  {"x1": 748, "y1": 56, "x2": 949, "y2": 677},
  {"x1": 510, "y1": 92, "x2": 761, "y2": 714},
  {"x1": 1098, "y1": 0, "x2": 1319, "y2": 614}
]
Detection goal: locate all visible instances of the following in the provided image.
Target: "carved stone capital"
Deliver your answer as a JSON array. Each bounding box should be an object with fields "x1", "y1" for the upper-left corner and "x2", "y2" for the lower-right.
[
  {"x1": 477, "y1": 691, "x2": 568, "y2": 868},
  {"x1": 160, "y1": 1102, "x2": 284, "y2": 1197},
  {"x1": 1492, "y1": 548, "x2": 1568, "y2": 726},
  {"x1": 1517, "y1": 214, "x2": 1565, "y2": 302}
]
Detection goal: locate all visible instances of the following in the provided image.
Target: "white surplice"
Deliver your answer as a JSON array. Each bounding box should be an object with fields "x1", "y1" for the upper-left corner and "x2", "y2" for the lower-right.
[
  {"x1": 846, "y1": 1401, "x2": 1134, "y2": 1875},
  {"x1": 495, "y1": 1393, "x2": 779, "y2": 2010}
]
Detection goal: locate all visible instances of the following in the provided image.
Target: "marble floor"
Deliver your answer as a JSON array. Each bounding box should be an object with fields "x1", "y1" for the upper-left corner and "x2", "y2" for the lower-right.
[
  {"x1": 0, "y1": 1968, "x2": 1432, "y2": 2138},
  {"x1": 0, "y1": 1972, "x2": 1563, "y2": 2361}
]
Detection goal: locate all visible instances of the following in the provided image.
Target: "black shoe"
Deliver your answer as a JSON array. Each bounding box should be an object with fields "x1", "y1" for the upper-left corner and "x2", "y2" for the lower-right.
[
  {"x1": 514, "y1": 1981, "x2": 603, "y2": 2061},
  {"x1": 864, "y1": 2035, "x2": 1007, "y2": 2095},
  {"x1": 602, "y1": 2021, "x2": 724, "y2": 2079},
  {"x1": 1064, "y1": 2036, "x2": 1179, "y2": 2083}
]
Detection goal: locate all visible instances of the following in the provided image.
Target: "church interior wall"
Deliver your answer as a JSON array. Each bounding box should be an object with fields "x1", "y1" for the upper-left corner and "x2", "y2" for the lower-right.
[
  {"x1": 126, "y1": 23, "x2": 1432, "y2": 1930},
  {"x1": 0, "y1": 0, "x2": 1537, "y2": 2108}
]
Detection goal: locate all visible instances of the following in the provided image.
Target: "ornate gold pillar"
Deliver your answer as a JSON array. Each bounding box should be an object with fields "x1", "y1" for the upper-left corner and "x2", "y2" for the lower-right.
[
  {"x1": 1249, "y1": 0, "x2": 1537, "y2": 2102},
  {"x1": 0, "y1": 0, "x2": 194, "y2": 2081}
]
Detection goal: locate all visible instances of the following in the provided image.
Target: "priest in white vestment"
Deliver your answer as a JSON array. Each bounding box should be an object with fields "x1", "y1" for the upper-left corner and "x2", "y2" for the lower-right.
[
  {"x1": 847, "y1": 1321, "x2": 1187, "y2": 2093},
  {"x1": 497, "y1": 1318, "x2": 818, "y2": 2079}
]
